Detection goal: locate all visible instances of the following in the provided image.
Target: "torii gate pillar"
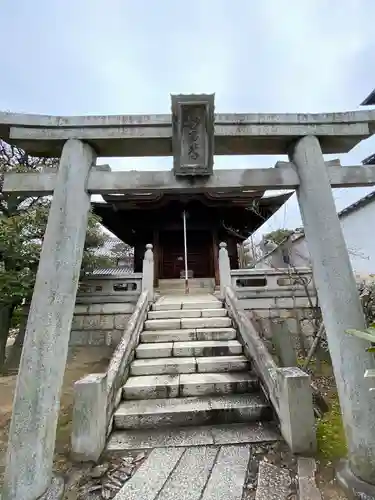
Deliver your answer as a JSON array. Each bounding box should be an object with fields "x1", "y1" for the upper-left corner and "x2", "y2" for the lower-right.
[
  {"x1": 290, "y1": 135, "x2": 375, "y2": 493},
  {"x1": 2, "y1": 139, "x2": 96, "y2": 500}
]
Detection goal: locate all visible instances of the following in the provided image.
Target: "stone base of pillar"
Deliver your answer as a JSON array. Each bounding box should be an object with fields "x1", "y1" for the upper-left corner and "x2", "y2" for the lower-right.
[
  {"x1": 336, "y1": 460, "x2": 375, "y2": 499},
  {"x1": 38, "y1": 475, "x2": 65, "y2": 499}
]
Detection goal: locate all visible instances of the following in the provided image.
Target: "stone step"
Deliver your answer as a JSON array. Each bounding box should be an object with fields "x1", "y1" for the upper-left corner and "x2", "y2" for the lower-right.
[
  {"x1": 122, "y1": 372, "x2": 258, "y2": 400},
  {"x1": 147, "y1": 308, "x2": 227, "y2": 320},
  {"x1": 130, "y1": 355, "x2": 250, "y2": 376},
  {"x1": 135, "y1": 340, "x2": 243, "y2": 359},
  {"x1": 106, "y1": 422, "x2": 280, "y2": 452},
  {"x1": 144, "y1": 316, "x2": 232, "y2": 331},
  {"x1": 152, "y1": 299, "x2": 223, "y2": 311},
  {"x1": 140, "y1": 327, "x2": 237, "y2": 343},
  {"x1": 114, "y1": 393, "x2": 271, "y2": 429},
  {"x1": 179, "y1": 372, "x2": 259, "y2": 397},
  {"x1": 173, "y1": 340, "x2": 242, "y2": 357}
]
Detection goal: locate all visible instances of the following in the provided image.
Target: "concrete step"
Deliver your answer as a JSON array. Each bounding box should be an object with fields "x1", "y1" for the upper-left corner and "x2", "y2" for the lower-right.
[
  {"x1": 130, "y1": 355, "x2": 250, "y2": 376},
  {"x1": 140, "y1": 327, "x2": 236, "y2": 343},
  {"x1": 106, "y1": 422, "x2": 280, "y2": 451},
  {"x1": 144, "y1": 316, "x2": 231, "y2": 331},
  {"x1": 122, "y1": 372, "x2": 258, "y2": 400},
  {"x1": 114, "y1": 393, "x2": 272, "y2": 429},
  {"x1": 147, "y1": 308, "x2": 227, "y2": 320},
  {"x1": 135, "y1": 340, "x2": 243, "y2": 359}
]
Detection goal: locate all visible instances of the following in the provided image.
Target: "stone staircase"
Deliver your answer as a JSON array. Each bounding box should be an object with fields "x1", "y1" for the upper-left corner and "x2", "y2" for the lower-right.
[{"x1": 110, "y1": 294, "x2": 274, "y2": 441}]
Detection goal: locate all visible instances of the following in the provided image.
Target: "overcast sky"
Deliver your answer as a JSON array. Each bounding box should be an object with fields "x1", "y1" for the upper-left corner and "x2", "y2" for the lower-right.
[{"x1": 1, "y1": 0, "x2": 375, "y2": 241}]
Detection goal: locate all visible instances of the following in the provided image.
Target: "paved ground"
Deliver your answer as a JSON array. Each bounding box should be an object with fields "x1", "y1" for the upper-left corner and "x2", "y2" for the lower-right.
[{"x1": 114, "y1": 444, "x2": 258, "y2": 500}]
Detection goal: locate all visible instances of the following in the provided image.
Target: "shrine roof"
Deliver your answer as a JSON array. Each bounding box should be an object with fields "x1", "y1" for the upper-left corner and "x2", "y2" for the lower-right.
[
  {"x1": 1, "y1": 109, "x2": 375, "y2": 156},
  {"x1": 92, "y1": 191, "x2": 291, "y2": 244}
]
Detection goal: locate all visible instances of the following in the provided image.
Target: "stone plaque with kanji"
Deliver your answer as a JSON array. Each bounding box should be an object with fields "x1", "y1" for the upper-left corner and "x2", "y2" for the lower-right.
[{"x1": 171, "y1": 93, "x2": 215, "y2": 176}]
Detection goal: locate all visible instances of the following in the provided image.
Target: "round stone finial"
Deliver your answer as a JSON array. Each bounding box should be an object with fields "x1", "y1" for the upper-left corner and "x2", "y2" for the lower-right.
[
  {"x1": 219, "y1": 242, "x2": 227, "y2": 248},
  {"x1": 146, "y1": 243, "x2": 153, "y2": 250}
]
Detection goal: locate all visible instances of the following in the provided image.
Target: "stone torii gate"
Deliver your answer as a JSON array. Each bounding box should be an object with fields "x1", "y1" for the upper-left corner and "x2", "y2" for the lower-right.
[{"x1": 2, "y1": 94, "x2": 375, "y2": 499}]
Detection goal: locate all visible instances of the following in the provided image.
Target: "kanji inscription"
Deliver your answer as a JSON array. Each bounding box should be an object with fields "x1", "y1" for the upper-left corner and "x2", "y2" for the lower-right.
[{"x1": 171, "y1": 94, "x2": 214, "y2": 176}]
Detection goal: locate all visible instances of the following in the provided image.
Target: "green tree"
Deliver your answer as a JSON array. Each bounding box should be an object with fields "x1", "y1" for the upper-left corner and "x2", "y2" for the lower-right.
[{"x1": 0, "y1": 140, "x2": 107, "y2": 373}]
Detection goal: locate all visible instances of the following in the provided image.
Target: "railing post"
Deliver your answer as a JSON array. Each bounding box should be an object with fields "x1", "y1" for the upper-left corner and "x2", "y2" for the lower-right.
[
  {"x1": 219, "y1": 242, "x2": 231, "y2": 298},
  {"x1": 142, "y1": 243, "x2": 154, "y2": 301}
]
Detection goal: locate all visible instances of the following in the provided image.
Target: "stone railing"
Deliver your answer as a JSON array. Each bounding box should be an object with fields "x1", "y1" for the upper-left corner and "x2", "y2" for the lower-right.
[
  {"x1": 224, "y1": 286, "x2": 316, "y2": 454},
  {"x1": 76, "y1": 273, "x2": 143, "y2": 303},
  {"x1": 231, "y1": 267, "x2": 316, "y2": 308},
  {"x1": 71, "y1": 291, "x2": 150, "y2": 462}
]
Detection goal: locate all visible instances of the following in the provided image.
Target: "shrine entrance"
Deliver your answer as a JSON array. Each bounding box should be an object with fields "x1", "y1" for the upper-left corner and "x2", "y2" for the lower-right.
[{"x1": 159, "y1": 229, "x2": 214, "y2": 279}]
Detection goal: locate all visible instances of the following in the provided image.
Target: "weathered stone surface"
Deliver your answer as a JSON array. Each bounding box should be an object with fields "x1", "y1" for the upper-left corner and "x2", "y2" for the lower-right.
[
  {"x1": 2, "y1": 139, "x2": 96, "y2": 500},
  {"x1": 182, "y1": 301, "x2": 222, "y2": 310},
  {"x1": 88, "y1": 331, "x2": 106, "y2": 346},
  {"x1": 173, "y1": 340, "x2": 242, "y2": 357},
  {"x1": 219, "y1": 242, "x2": 231, "y2": 299},
  {"x1": 141, "y1": 329, "x2": 196, "y2": 343},
  {"x1": 107, "y1": 423, "x2": 279, "y2": 451},
  {"x1": 142, "y1": 243, "x2": 154, "y2": 301},
  {"x1": 336, "y1": 459, "x2": 375, "y2": 499},
  {"x1": 71, "y1": 315, "x2": 85, "y2": 330},
  {"x1": 201, "y1": 445, "x2": 251, "y2": 500},
  {"x1": 147, "y1": 309, "x2": 201, "y2": 319},
  {"x1": 196, "y1": 327, "x2": 236, "y2": 341},
  {"x1": 225, "y1": 287, "x2": 316, "y2": 455},
  {"x1": 144, "y1": 318, "x2": 181, "y2": 330},
  {"x1": 181, "y1": 316, "x2": 231, "y2": 329},
  {"x1": 100, "y1": 315, "x2": 115, "y2": 330},
  {"x1": 196, "y1": 355, "x2": 249, "y2": 373},
  {"x1": 255, "y1": 461, "x2": 291, "y2": 499},
  {"x1": 297, "y1": 458, "x2": 322, "y2": 500},
  {"x1": 82, "y1": 303, "x2": 134, "y2": 315},
  {"x1": 277, "y1": 367, "x2": 316, "y2": 454},
  {"x1": 114, "y1": 447, "x2": 184, "y2": 500},
  {"x1": 105, "y1": 291, "x2": 149, "y2": 428},
  {"x1": 179, "y1": 372, "x2": 258, "y2": 397},
  {"x1": 83, "y1": 314, "x2": 101, "y2": 329},
  {"x1": 292, "y1": 135, "x2": 375, "y2": 480},
  {"x1": 157, "y1": 446, "x2": 218, "y2": 500},
  {"x1": 71, "y1": 373, "x2": 107, "y2": 462},
  {"x1": 130, "y1": 357, "x2": 196, "y2": 376},
  {"x1": 106, "y1": 329, "x2": 122, "y2": 346},
  {"x1": 69, "y1": 330, "x2": 89, "y2": 346},
  {"x1": 152, "y1": 302, "x2": 182, "y2": 311},
  {"x1": 210, "y1": 422, "x2": 280, "y2": 445},
  {"x1": 38, "y1": 475, "x2": 65, "y2": 500},
  {"x1": 136, "y1": 342, "x2": 173, "y2": 358},
  {"x1": 201, "y1": 308, "x2": 227, "y2": 317},
  {"x1": 123, "y1": 374, "x2": 180, "y2": 400},
  {"x1": 114, "y1": 394, "x2": 270, "y2": 430},
  {"x1": 114, "y1": 314, "x2": 130, "y2": 329}
]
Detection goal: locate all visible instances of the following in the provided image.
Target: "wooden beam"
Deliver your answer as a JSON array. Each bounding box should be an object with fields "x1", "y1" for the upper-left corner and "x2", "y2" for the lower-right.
[{"x1": 4, "y1": 165, "x2": 375, "y2": 195}]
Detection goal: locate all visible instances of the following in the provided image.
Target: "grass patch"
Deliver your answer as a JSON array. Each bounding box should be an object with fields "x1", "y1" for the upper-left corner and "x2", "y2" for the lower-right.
[{"x1": 316, "y1": 392, "x2": 347, "y2": 461}]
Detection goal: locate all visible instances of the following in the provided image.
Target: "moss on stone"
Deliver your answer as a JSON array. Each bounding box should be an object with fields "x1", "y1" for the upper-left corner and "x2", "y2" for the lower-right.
[{"x1": 316, "y1": 393, "x2": 347, "y2": 461}]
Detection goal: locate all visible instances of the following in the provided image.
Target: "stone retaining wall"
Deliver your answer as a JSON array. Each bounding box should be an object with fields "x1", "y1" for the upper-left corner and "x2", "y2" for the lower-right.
[
  {"x1": 70, "y1": 303, "x2": 135, "y2": 347},
  {"x1": 232, "y1": 268, "x2": 319, "y2": 351}
]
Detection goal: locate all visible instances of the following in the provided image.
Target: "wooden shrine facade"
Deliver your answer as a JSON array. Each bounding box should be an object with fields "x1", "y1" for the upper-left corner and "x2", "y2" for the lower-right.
[{"x1": 93, "y1": 190, "x2": 290, "y2": 284}]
